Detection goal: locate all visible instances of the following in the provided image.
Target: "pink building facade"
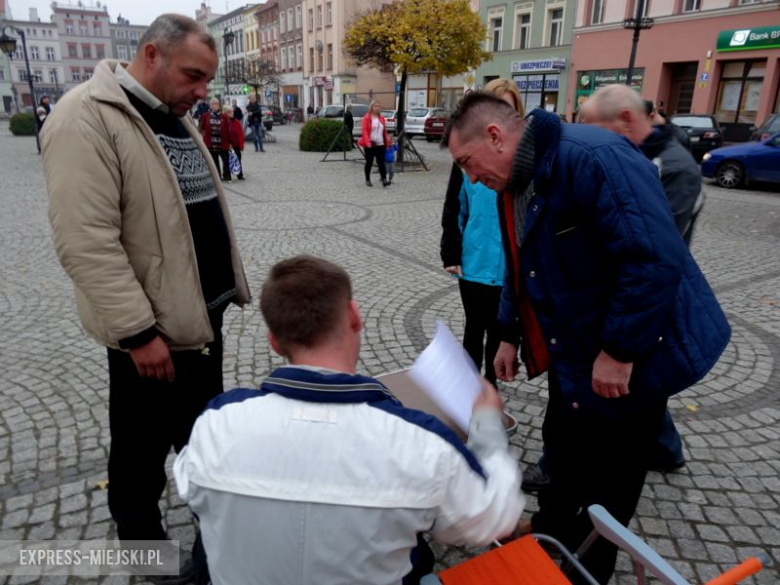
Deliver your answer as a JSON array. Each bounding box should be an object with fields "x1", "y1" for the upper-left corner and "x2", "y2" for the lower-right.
[{"x1": 570, "y1": 1, "x2": 780, "y2": 141}]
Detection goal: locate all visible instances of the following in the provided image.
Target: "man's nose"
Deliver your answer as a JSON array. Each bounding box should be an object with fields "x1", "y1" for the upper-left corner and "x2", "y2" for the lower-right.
[
  {"x1": 464, "y1": 169, "x2": 478, "y2": 184},
  {"x1": 194, "y1": 83, "x2": 208, "y2": 100}
]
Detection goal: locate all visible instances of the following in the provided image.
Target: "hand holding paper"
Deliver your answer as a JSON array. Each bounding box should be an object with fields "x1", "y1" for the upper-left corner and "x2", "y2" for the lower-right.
[{"x1": 408, "y1": 322, "x2": 485, "y2": 433}]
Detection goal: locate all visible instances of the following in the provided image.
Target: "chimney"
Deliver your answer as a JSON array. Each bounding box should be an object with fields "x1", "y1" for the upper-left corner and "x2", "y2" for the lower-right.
[{"x1": 29, "y1": 7, "x2": 39, "y2": 21}]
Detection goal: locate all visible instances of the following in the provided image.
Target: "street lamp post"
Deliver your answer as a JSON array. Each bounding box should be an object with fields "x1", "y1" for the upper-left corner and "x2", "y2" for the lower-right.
[
  {"x1": 223, "y1": 28, "x2": 235, "y2": 99},
  {"x1": 622, "y1": 0, "x2": 654, "y2": 88},
  {"x1": 0, "y1": 24, "x2": 41, "y2": 152}
]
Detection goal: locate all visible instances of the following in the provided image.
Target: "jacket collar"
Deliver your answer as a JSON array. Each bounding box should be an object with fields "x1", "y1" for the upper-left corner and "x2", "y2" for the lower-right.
[{"x1": 260, "y1": 366, "x2": 400, "y2": 405}]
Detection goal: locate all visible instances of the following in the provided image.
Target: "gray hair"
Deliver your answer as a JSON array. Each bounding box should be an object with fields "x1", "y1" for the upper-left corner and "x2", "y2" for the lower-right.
[
  {"x1": 137, "y1": 14, "x2": 216, "y2": 57},
  {"x1": 586, "y1": 84, "x2": 646, "y2": 122}
]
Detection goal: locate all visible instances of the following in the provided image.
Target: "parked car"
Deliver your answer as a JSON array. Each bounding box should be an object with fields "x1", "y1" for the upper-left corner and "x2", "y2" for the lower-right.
[
  {"x1": 701, "y1": 132, "x2": 780, "y2": 189},
  {"x1": 349, "y1": 104, "x2": 369, "y2": 137},
  {"x1": 670, "y1": 114, "x2": 724, "y2": 161},
  {"x1": 423, "y1": 110, "x2": 451, "y2": 142},
  {"x1": 260, "y1": 105, "x2": 285, "y2": 127},
  {"x1": 405, "y1": 107, "x2": 448, "y2": 138},
  {"x1": 749, "y1": 113, "x2": 780, "y2": 142},
  {"x1": 381, "y1": 110, "x2": 398, "y2": 133},
  {"x1": 316, "y1": 105, "x2": 344, "y2": 119},
  {"x1": 257, "y1": 106, "x2": 274, "y2": 131}
]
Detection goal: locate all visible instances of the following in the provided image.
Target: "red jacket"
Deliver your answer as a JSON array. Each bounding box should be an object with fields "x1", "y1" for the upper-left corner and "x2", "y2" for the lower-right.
[
  {"x1": 199, "y1": 111, "x2": 231, "y2": 151},
  {"x1": 358, "y1": 114, "x2": 390, "y2": 148},
  {"x1": 228, "y1": 118, "x2": 245, "y2": 151}
]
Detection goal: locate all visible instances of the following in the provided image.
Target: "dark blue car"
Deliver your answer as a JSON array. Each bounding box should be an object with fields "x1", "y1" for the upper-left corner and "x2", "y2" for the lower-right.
[{"x1": 701, "y1": 132, "x2": 780, "y2": 189}]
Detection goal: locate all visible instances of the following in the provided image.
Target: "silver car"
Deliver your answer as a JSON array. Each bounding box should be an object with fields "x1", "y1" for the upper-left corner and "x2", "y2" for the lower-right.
[{"x1": 404, "y1": 107, "x2": 448, "y2": 138}]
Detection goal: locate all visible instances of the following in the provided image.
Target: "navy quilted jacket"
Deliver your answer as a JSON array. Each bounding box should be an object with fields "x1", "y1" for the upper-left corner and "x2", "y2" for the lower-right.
[{"x1": 498, "y1": 112, "x2": 730, "y2": 418}]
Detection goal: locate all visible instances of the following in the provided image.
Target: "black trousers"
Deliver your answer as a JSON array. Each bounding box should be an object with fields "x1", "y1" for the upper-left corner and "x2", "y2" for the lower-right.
[
  {"x1": 107, "y1": 314, "x2": 224, "y2": 541},
  {"x1": 364, "y1": 145, "x2": 387, "y2": 182},
  {"x1": 210, "y1": 149, "x2": 230, "y2": 180},
  {"x1": 458, "y1": 278, "x2": 502, "y2": 385},
  {"x1": 533, "y1": 369, "x2": 666, "y2": 584}
]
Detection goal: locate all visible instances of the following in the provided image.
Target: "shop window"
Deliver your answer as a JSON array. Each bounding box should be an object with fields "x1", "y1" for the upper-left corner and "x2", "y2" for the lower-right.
[{"x1": 715, "y1": 60, "x2": 766, "y2": 126}]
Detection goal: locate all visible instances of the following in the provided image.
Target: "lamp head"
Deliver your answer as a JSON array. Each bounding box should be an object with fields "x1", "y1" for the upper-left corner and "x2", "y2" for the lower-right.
[{"x1": 0, "y1": 31, "x2": 18, "y2": 56}]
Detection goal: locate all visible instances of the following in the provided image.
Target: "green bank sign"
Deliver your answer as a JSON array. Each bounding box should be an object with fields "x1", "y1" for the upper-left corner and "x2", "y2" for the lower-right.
[{"x1": 717, "y1": 26, "x2": 780, "y2": 52}]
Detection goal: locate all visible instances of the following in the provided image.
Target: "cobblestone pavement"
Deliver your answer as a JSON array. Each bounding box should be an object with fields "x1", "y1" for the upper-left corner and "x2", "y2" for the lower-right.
[{"x1": 0, "y1": 123, "x2": 778, "y2": 584}]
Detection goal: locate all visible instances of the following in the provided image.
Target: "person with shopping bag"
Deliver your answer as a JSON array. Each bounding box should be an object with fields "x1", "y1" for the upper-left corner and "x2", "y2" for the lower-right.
[{"x1": 225, "y1": 105, "x2": 245, "y2": 181}]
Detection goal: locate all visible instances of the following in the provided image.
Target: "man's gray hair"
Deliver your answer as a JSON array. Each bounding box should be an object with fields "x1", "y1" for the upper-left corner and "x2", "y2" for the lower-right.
[
  {"x1": 587, "y1": 84, "x2": 646, "y2": 122},
  {"x1": 137, "y1": 14, "x2": 216, "y2": 56}
]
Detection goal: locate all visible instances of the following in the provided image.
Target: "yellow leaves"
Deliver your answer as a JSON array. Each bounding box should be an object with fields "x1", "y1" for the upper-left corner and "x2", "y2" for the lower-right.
[{"x1": 344, "y1": 0, "x2": 487, "y2": 76}]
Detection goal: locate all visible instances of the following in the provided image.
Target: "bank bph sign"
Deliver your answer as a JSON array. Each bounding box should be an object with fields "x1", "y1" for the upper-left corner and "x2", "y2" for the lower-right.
[{"x1": 717, "y1": 26, "x2": 780, "y2": 52}]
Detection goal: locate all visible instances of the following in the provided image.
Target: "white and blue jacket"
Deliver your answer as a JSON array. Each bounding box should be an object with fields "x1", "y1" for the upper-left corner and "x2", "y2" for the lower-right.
[{"x1": 174, "y1": 366, "x2": 523, "y2": 585}]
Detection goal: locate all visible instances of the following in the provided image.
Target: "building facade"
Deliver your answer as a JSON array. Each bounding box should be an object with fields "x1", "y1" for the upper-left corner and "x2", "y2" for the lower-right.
[
  {"x1": 475, "y1": 0, "x2": 577, "y2": 115},
  {"x1": 278, "y1": 0, "x2": 304, "y2": 110},
  {"x1": 110, "y1": 15, "x2": 146, "y2": 64},
  {"x1": 5, "y1": 9, "x2": 65, "y2": 110},
  {"x1": 208, "y1": 5, "x2": 255, "y2": 101},
  {"x1": 301, "y1": 0, "x2": 394, "y2": 113},
  {"x1": 256, "y1": 0, "x2": 281, "y2": 105},
  {"x1": 571, "y1": 0, "x2": 780, "y2": 141},
  {"x1": 50, "y1": 1, "x2": 112, "y2": 92}
]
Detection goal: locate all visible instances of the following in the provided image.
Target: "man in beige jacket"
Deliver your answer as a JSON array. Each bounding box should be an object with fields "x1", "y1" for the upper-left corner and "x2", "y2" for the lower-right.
[{"x1": 42, "y1": 14, "x2": 249, "y2": 583}]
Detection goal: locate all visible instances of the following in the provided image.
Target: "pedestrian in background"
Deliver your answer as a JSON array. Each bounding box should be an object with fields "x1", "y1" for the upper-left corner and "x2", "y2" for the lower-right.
[
  {"x1": 246, "y1": 95, "x2": 265, "y2": 153},
  {"x1": 358, "y1": 100, "x2": 390, "y2": 187},
  {"x1": 199, "y1": 97, "x2": 231, "y2": 182},
  {"x1": 232, "y1": 98, "x2": 243, "y2": 124},
  {"x1": 440, "y1": 78, "x2": 524, "y2": 388},
  {"x1": 225, "y1": 105, "x2": 245, "y2": 181},
  {"x1": 384, "y1": 138, "x2": 398, "y2": 184},
  {"x1": 41, "y1": 14, "x2": 250, "y2": 584}
]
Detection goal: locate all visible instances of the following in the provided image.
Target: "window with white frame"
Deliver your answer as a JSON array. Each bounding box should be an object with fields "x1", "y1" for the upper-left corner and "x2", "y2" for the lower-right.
[
  {"x1": 33, "y1": 69, "x2": 43, "y2": 81},
  {"x1": 288, "y1": 46, "x2": 295, "y2": 69},
  {"x1": 295, "y1": 5, "x2": 302, "y2": 29},
  {"x1": 281, "y1": 48, "x2": 287, "y2": 69},
  {"x1": 738, "y1": 0, "x2": 761, "y2": 3},
  {"x1": 0, "y1": 70, "x2": 4, "y2": 81},
  {"x1": 116, "y1": 29, "x2": 126, "y2": 39},
  {"x1": 287, "y1": 8, "x2": 294, "y2": 31},
  {"x1": 129, "y1": 31, "x2": 138, "y2": 40},
  {"x1": 80, "y1": 22, "x2": 88, "y2": 36},
  {"x1": 327, "y1": 2, "x2": 332, "y2": 25},
  {"x1": 280, "y1": 13, "x2": 286, "y2": 33},
  {"x1": 592, "y1": 0, "x2": 604, "y2": 24},
  {"x1": 65, "y1": 21, "x2": 74, "y2": 35},
  {"x1": 683, "y1": 0, "x2": 700, "y2": 11},
  {"x1": 93, "y1": 23, "x2": 101, "y2": 36},
  {"x1": 117, "y1": 45, "x2": 127, "y2": 60},
  {"x1": 31, "y1": 46, "x2": 40, "y2": 60},
  {"x1": 317, "y1": 5, "x2": 323, "y2": 28},
  {"x1": 296, "y1": 43, "x2": 302, "y2": 68},
  {"x1": 46, "y1": 47, "x2": 55, "y2": 60},
  {"x1": 83, "y1": 68, "x2": 93, "y2": 79},
  {"x1": 515, "y1": 12, "x2": 531, "y2": 49},
  {"x1": 308, "y1": 8, "x2": 314, "y2": 30},
  {"x1": 49, "y1": 69, "x2": 57, "y2": 83},
  {"x1": 548, "y1": 8, "x2": 563, "y2": 47},
  {"x1": 487, "y1": 9, "x2": 504, "y2": 53},
  {"x1": 70, "y1": 68, "x2": 80, "y2": 81}
]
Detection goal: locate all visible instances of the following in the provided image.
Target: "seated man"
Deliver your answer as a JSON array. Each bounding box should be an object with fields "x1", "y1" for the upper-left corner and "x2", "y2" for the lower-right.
[{"x1": 174, "y1": 255, "x2": 524, "y2": 585}]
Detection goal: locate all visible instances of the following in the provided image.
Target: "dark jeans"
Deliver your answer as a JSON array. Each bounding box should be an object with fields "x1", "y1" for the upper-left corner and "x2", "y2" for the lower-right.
[
  {"x1": 364, "y1": 145, "x2": 387, "y2": 182},
  {"x1": 210, "y1": 149, "x2": 230, "y2": 180},
  {"x1": 650, "y1": 409, "x2": 684, "y2": 467},
  {"x1": 251, "y1": 123, "x2": 265, "y2": 151},
  {"x1": 532, "y1": 370, "x2": 666, "y2": 585},
  {"x1": 107, "y1": 314, "x2": 224, "y2": 541},
  {"x1": 458, "y1": 278, "x2": 501, "y2": 385}
]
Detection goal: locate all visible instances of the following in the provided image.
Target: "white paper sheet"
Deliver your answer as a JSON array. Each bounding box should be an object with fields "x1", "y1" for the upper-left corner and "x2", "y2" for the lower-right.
[{"x1": 408, "y1": 322, "x2": 483, "y2": 432}]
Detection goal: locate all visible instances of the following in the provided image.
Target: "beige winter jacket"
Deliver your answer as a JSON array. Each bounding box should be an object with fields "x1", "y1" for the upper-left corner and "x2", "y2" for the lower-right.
[{"x1": 42, "y1": 60, "x2": 250, "y2": 351}]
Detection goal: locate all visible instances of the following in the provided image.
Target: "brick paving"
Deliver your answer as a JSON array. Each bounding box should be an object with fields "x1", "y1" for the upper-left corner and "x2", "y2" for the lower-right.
[{"x1": 0, "y1": 122, "x2": 778, "y2": 584}]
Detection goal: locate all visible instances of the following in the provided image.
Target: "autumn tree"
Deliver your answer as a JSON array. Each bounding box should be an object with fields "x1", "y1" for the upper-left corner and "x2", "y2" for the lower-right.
[
  {"x1": 235, "y1": 57, "x2": 281, "y2": 102},
  {"x1": 344, "y1": 0, "x2": 489, "y2": 161}
]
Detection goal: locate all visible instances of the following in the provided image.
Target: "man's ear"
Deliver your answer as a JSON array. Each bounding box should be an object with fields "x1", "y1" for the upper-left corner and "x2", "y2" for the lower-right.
[
  {"x1": 267, "y1": 331, "x2": 286, "y2": 357},
  {"x1": 619, "y1": 109, "x2": 633, "y2": 125},
  {"x1": 142, "y1": 42, "x2": 161, "y2": 68},
  {"x1": 347, "y1": 299, "x2": 362, "y2": 333},
  {"x1": 486, "y1": 123, "x2": 503, "y2": 152}
]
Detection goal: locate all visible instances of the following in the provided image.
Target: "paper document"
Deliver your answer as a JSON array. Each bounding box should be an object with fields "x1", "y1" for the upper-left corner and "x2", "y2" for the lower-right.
[{"x1": 408, "y1": 322, "x2": 483, "y2": 433}]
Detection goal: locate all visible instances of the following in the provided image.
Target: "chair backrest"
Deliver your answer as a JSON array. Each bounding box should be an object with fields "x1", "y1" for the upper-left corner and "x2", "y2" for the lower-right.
[{"x1": 587, "y1": 505, "x2": 688, "y2": 585}]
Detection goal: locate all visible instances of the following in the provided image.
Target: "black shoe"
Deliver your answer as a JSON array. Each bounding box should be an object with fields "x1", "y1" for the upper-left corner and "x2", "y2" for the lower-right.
[
  {"x1": 521, "y1": 463, "x2": 550, "y2": 493},
  {"x1": 648, "y1": 458, "x2": 686, "y2": 473},
  {"x1": 382, "y1": 179, "x2": 389, "y2": 187},
  {"x1": 146, "y1": 550, "x2": 194, "y2": 585},
  {"x1": 366, "y1": 180, "x2": 373, "y2": 187},
  {"x1": 238, "y1": 176, "x2": 245, "y2": 180}
]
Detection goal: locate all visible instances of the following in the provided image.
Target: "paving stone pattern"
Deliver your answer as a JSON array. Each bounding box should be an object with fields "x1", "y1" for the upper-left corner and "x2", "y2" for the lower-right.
[{"x1": 0, "y1": 124, "x2": 778, "y2": 584}]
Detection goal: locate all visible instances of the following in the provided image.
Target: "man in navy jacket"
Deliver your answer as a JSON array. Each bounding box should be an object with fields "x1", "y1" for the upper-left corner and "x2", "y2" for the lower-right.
[{"x1": 443, "y1": 92, "x2": 730, "y2": 584}]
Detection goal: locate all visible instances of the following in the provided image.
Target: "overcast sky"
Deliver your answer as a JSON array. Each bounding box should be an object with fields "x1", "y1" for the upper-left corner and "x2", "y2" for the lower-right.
[{"x1": 7, "y1": 0, "x2": 248, "y2": 26}]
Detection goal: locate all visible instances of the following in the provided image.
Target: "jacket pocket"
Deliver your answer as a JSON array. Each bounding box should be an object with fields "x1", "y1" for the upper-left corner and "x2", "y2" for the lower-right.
[{"x1": 141, "y1": 255, "x2": 163, "y2": 306}]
